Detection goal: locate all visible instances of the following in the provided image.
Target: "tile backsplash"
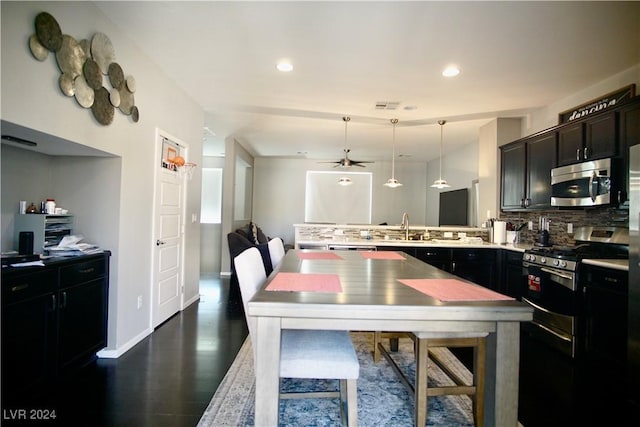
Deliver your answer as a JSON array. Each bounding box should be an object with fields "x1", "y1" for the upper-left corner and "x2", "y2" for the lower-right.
[{"x1": 499, "y1": 206, "x2": 629, "y2": 246}]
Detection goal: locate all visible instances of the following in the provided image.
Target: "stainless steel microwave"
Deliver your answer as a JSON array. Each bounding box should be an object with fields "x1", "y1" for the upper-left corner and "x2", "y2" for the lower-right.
[{"x1": 551, "y1": 158, "x2": 614, "y2": 207}]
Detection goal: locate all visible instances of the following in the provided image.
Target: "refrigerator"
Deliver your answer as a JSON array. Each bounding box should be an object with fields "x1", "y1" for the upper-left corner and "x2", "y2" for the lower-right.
[{"x1": 630, "y1": 144, "x2": 640, "y2": 406}]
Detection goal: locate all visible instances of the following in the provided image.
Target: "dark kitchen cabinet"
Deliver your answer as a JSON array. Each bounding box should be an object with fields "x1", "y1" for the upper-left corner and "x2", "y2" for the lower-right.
[
  {"x1": 500, "y1": 250, "x2": 525, "y2": 299},
  {"x1": 414, "y1": 247, "x2": 497, "y2": 290},
  {"x1": 415, "y1": 247, "x2": 451, "y2": 271},
  {"x1": 581, "y1": 264, "x2": 627, "y2": 366},
  {"x1": 1, "y1": 269, "x2": 57, "y2": 396},
  {"x1": 619, "y1": 98, "x2": 640, "y2": 203},
  {"x1": 1, "y1": 252, "x2": 110, "y2": 401},
  {"x1": 500, "y1": 131, "x2": 556, "y2": 211},
  {"x1": 500, "y1": 141, "x2": 526, "y2": 210},
  {"x1": 557, "y1": 112, "x2": 617, "y2": 166},
  {"x1": 451, "y1": 248, "x2": 497, "y2": 290}
]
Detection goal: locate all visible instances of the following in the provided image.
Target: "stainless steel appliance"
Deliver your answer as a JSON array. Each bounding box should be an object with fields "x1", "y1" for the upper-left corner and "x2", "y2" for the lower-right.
[
  {"x1": 551, "y1": 158, "x2": 618, "y2": 207},
  {"x1": 629, "y1": 145, "x2": 640, "y2": 405},
  {"x1": 522, "y1": 226, "x2": 628, "y2": 358}
]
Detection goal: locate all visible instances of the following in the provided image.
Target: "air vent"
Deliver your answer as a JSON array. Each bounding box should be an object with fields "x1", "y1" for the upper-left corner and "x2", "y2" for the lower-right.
[{"x1": 375, "y1": 101, "x2": 401, "y2": 110}]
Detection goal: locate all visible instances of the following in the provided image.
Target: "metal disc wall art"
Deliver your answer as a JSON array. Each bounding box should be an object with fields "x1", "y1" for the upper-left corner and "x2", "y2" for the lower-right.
[
  {"x1": 29, "y1": 34, "x2": 48, "y2": 61},
  {"x1": 35, "y1": 12, "x2": 62, "y2": 52},
  {"x1": 83, "y1": 59, "x2": 103, "y2": 90},
  {"x1": 29, "y1": 11, "x2": 139, "y2": 125},
  {"x1": 92, "y1": 87, "x2": 115, "y2": 125}
]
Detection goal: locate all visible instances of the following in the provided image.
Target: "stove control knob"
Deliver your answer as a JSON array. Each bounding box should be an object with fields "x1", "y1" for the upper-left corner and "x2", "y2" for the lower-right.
[
  {"x1": 559, "y1": 261, "x2": 567, "y2": 268},
  {"x1": 553, "y1": 259, "x2": 560, "y2": 266},
  {"x1": 526, "y1": 254, "x2": 535, "y2": 262},
  {"x1": 540, "y1": 257, "x2": 546, "y2": 264}
]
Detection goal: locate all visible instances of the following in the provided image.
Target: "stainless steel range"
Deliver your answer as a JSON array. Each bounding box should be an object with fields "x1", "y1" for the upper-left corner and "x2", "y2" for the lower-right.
[{"x1": 521, "y1": 226, "x2": 628, "y2": 358}]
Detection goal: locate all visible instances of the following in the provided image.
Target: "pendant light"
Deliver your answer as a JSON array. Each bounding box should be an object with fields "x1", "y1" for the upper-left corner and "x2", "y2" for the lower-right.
[
  {"x1": 338, "y1": 116, "x2": 353, "y2": 185},
  {"x1": 431, "y1": 120, "x2": 451, "y2": 189},
  {"x1": 384, "y1": 118, "x2": 402, "y2": 188}
]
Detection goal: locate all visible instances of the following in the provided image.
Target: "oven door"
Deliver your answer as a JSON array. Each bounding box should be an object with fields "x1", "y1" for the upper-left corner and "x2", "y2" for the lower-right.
[{"x1": 522, "y1": 262, "x2": 578, "y2": 357}]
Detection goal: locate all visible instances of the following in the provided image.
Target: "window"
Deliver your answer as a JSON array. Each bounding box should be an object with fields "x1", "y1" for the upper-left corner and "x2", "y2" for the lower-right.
[
  {"x1": 201, "y1": 168, "x2": 222, "y2": 224},
  {"x1": 305, "y1": 171, "x2": 372, "y2": 224}
]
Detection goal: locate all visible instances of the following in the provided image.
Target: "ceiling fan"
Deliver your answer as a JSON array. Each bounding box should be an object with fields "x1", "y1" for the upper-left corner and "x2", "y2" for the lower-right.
[{"x1": 320, "y1": 117, "x2": 374, "y2": 168}]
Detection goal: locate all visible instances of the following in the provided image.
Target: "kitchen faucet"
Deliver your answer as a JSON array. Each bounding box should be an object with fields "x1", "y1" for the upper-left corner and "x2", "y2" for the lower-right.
[{"x1": 401, "y1": 212, "x2": 409, "y2": 240}]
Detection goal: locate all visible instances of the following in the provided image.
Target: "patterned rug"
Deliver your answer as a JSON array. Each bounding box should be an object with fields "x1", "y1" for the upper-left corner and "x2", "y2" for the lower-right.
[{"x1": 197, "y1": 332, "x2": 480, "y2": 426}]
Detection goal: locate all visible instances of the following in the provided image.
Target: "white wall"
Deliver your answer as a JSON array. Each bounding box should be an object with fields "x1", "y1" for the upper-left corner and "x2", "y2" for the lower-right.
[
  {"x1": 251, "y1": 157, "x2": 428, "y2": 248},
  {"x1": 200, "y1": 156, "x2": 225, "y2": 275},
  {"x1": 1, "y1": 2, "x2": 204, "y2": 355},
  {"x1": 425, "y1": 142, "x2": 479, "y2": 226}
]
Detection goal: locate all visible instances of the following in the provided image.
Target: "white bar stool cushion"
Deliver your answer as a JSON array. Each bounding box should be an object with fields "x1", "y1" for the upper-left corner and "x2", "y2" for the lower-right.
[{"x1": 280, "y1": 329, "x2": 360, "y2": 379}]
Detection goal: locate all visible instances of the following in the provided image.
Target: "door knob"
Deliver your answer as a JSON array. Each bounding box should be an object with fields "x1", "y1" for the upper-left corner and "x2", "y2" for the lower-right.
[{"x1": 156, "y1": 239, "x2": 166, "y2": 246}]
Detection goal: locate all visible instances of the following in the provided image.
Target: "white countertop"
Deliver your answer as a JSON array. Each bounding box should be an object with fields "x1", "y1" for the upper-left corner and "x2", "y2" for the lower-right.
[{"x1": 296, "y1": 239, "x2": 530, "y2": 252}]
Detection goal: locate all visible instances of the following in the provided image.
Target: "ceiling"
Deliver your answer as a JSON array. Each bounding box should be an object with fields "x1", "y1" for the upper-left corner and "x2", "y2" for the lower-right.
[{"x1": 95, "y1": 1, "x2": 640, "y2": 163}]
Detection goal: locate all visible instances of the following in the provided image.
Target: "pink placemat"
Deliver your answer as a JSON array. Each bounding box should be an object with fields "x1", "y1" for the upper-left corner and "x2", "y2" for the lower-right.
[
  {"x1": 398, "y1": 278, "x2": 514, "y2": 301},
  {"x1": 360, "y1": 251, "x2": 406, "y2": 260},
  {"x1": 266, "y1": 272, "x2": 343, "y2": 292},
  {"x1": 296, "y1": 252, "x2": 344, "y2": 260}
]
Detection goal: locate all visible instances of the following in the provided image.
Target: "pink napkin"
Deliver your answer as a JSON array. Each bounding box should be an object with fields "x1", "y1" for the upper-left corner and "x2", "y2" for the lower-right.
[
  {"x1": 296, "y1": 252, "x2": 344, "y2": 260},
  {"x1": 398, "y1": 278, "x2": 514, "y2": 301},
  {"x1": 266, "y1": 272, "x2": 343, "y2": 292},
  {"x1": 360, "y1": 251, "x2": 405, "y2": 260}
]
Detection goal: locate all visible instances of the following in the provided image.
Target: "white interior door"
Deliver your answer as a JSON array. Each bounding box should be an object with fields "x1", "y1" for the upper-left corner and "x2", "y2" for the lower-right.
[{"x1": 152, "y1": 131, "x2": 186, "y2": 327}]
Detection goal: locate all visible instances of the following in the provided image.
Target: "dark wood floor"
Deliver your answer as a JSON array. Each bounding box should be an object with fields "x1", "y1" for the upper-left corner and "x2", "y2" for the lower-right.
[
  {"x1": 2, "y1": 276, "x2": 248, "y2": 427},
  {"x1": 4, "y1": 275, "x2": 638, "y2": 426}
]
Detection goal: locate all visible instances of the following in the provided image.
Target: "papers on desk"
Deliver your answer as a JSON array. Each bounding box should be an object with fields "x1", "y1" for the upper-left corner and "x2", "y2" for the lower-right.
[
  {"x1": 46, "y1": 235, "x2": 103, "y2": 256},
  {"x1": 10, "y1": 260, "x2": 45, "y2": 267},
  {"x1": 398, "y1": 278, "x2": 514, "y2": 302},
  {"x1": 266, "y1": 272, "x2": 343, "y2": 293}
]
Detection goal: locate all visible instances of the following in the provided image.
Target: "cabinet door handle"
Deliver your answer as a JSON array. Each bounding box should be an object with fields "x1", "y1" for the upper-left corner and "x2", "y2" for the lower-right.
[
  {"x1": 51, "y1": 294, "x2": 57, "y2": 311},
  {"x1": 520, "y1": 198, "x2": 525, "y2": 208},
  {"x1": 61, "y1": 291, "x2": 67, "y2": 309},
  {"x1": 11, "y1": 283, "x2": 29, "y2": 292},
  {"x1": 524, "y1": 198, "x2": 531, "y2": 208},
  {"x1": 452, "y1": 262, "x2": 456, "y2": 272},
  {"x1": 576, "y1": 148, "x2": 581, "y2": 161},
  {"x1": 78, "y1": 267, "x2": 95, "y2": 274},
  {"x1": 584, "y1": 146, "x2": 589, "y2": 159}
]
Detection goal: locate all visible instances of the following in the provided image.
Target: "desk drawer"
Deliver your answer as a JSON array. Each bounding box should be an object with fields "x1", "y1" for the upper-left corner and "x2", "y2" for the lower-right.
[
  {"x1": 2, "y1": 269, "x2": 57, "y2": 305},
  {"x1": 60, "y1": 257, "x2": 105, "y2": 287}
]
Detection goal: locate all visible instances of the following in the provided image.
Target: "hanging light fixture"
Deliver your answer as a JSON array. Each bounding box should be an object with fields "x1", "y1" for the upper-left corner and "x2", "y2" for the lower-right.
[
  {"x1": 384, "y1": 118, "x2": 402, "y2": 188},
  {"x1": 337, "y1": 176, "x2": 353, "y2": 186},
  {"x1": 431, "y1": 120, "x2": 451, "y2": 189}
]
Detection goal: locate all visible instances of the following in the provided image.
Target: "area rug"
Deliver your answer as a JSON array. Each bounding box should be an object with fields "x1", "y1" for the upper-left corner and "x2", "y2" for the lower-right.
[{"x1": 198, "y1": 332, "x2": 479, "y2": 426}]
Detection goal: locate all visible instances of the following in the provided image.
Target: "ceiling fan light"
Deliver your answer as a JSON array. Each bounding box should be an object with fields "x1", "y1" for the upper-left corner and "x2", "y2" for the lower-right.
[
  {"x1": 338, "y1": 176, "x2": 353, "y2": 186},
  {"x1": 384, "y1": 178, "x2": 403, "y2": 188}
]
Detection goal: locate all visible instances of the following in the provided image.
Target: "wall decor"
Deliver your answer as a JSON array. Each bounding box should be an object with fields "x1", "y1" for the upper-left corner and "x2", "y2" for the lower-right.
[
  {"x1": 29, "y1": 11, "x2": 139, "y2": 125},
  {"x1": 558, "y1": 84, "x2": 635, "y2": 124}
]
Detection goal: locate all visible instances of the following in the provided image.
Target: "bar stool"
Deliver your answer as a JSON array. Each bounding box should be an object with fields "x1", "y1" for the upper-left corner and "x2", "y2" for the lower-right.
[{"x1": 375, "y1": 331, "x2": 487, "y2": 427}]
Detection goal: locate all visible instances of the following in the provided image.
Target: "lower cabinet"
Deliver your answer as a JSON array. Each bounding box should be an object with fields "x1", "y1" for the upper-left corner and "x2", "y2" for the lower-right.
[
  {"x1": 1, "y1": 252, "x2": 110, "y2": 400},
  {"x1": 500, "y1": 250, "x2": 526, "y2": 299},
  {"x1": 414, "y1": 248, "x2": 497, "y2": 289},
  {"x1": 580, "y1": 264, "x2": 628, "y2": 366}
]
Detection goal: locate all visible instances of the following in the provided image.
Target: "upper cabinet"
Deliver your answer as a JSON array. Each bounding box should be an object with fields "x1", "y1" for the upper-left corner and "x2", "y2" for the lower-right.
[
  {"x1": 501, "y1": 132, "x2": 556, "y2": 211},
  {"x1": 557, "y1": 112, "x2": 618, "y2": 166}
]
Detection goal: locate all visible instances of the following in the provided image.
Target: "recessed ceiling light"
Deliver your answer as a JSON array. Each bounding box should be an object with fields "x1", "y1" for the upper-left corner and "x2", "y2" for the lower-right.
[
  {"x1": 442, "y1": 65, "x2": 460, "y2": 77},
  {"x1": 276, "y1": 61, "x2": 293, "y2": 72}
]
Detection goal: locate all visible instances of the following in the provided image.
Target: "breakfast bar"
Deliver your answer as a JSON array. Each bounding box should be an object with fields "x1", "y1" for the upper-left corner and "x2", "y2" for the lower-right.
[{"x1": 248, "y1": 249, "x2": 533, "y2": 426}]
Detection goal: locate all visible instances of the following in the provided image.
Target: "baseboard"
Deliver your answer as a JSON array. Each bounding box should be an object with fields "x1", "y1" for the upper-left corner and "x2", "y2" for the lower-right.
[
  {"x1": 183, "y1": 293, "x2": 200, "y2": 308},
  {"x1": 97, "y1": 327, "x2": 153, "y2": 359}
]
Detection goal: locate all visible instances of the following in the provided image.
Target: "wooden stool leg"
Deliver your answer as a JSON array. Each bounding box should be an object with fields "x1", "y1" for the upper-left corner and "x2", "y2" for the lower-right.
[
  {"x1": 414, "y1": 338, "x2": 428, "y2": 427},
  {"x1": 373, "y1": 331, "x2": 382, "y2": 362},
  {"x1": 346, "y1": 378, "x2": 358, "y2": 427},
  {"x1": 473, "y1": 338, "x2": 486, "y2": 427}
]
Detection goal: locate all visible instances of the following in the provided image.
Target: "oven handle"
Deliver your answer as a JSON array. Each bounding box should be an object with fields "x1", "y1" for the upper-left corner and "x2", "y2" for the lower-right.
[
  {"x1": 589, "y1": 171, "x2": 597, "y2": 202},
  {"x1": 540, "y1": 267, "x2": 574, "y2": 281}
]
